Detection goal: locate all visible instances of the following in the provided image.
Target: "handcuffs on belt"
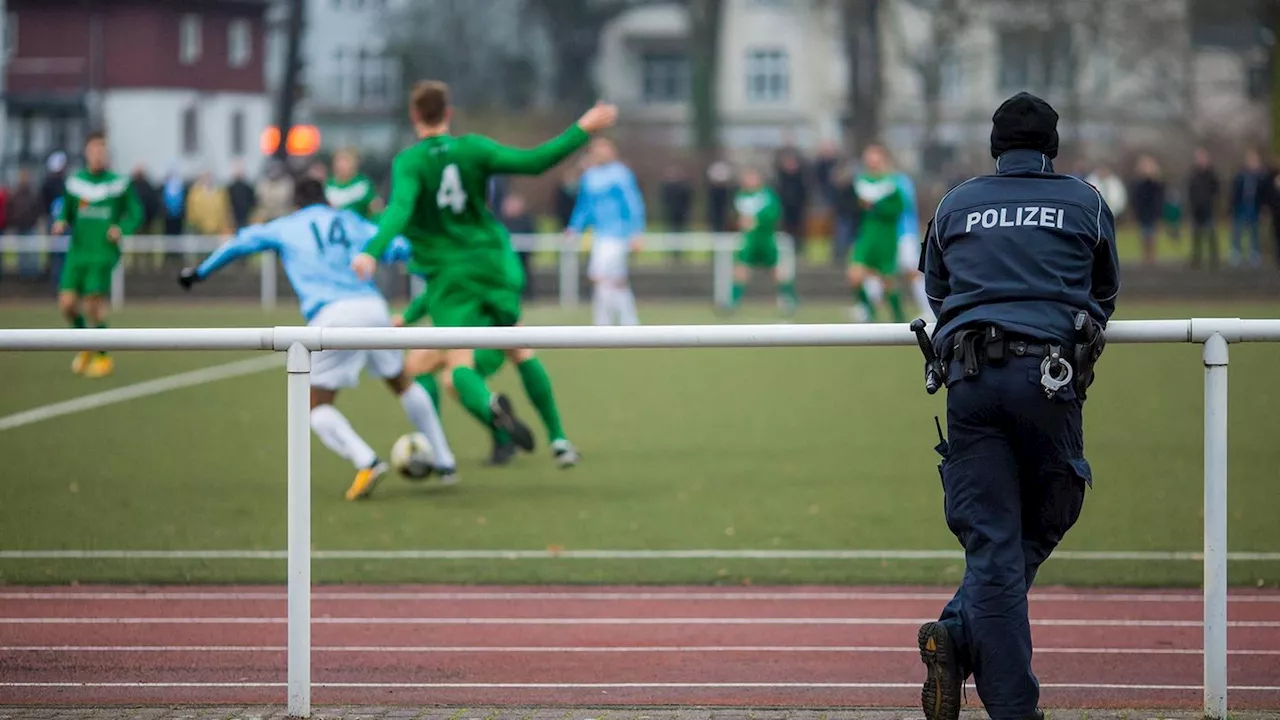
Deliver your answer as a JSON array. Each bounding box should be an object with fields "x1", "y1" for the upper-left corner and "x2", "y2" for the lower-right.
[{"x1": 1038, "y1": 346, "x2": 1074, "y2": 398}]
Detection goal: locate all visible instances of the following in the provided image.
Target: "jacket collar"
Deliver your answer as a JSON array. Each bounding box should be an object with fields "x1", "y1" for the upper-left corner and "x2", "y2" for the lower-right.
[{"x1": 994, "y1": 149, "x2": 1054, "y2": 175}]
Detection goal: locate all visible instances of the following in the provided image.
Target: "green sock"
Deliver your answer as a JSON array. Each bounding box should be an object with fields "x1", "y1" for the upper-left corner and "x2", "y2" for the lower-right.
[
  {"x1": 855, "y1": 286, "x2": 877, "y2": 321},
  {"x1": 96, "y1": 321, "x2": 109, "y2": 356},
  {"x1": 778, "y1": 281, "x2": 797, "y2": 302},
  {"x1": 517, "y1": 357, "x2": 565, "y2": 443},
  {"x1": 886, "y1": 290, "x2": 906, "y2": 323},
  {"x1": 71, "y1": 314, "x2": 86, "y2": 329},
  {"x1": 450, "y1": 366, "x2": 494, "y2": 428},
  {"x1": 730, "y1": 282, "x2": 745, "y2": 307},
  {"x1": 416, "y1": 373, "x2": 441, "y2": 413}
]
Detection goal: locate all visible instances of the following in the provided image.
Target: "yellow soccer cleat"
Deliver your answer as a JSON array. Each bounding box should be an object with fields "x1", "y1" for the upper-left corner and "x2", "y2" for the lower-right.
[
  {"x1": 71, "y1": 351, "x2": 93, "y2": 375},
  {"x1": 83, "y1": 355, "x2": 114, "y2": 378},
  {"x1": 345, "y1": 461, "x2": 388, "y2": 501}
]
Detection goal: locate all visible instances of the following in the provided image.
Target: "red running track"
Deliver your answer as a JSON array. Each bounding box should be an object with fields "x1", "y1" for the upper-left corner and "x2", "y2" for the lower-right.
[{"x1": 0, "y1": 586, "x2": 1278, "y2": 710}]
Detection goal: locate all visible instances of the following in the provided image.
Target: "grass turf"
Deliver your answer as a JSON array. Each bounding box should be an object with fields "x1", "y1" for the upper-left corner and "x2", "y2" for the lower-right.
[{"x1": 0, "y1": 300, "x2": 1277, "y2": 587}]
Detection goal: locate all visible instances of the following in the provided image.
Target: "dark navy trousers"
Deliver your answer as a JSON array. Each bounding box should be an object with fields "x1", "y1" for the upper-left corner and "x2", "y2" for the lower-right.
[{"x1": 937, "y1": 355, "x2": 1091, "y2": 719}]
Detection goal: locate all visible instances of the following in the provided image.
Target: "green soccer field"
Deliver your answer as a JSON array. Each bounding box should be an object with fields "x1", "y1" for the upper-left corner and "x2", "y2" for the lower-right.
[{"x1": 0, "y1": 300, "x2": 1277, "y2": 587}]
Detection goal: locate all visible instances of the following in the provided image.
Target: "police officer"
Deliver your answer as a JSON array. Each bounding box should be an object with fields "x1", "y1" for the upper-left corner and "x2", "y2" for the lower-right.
[{"x1": 914, "y1": 92, "x2": 1120, "y2": 720}]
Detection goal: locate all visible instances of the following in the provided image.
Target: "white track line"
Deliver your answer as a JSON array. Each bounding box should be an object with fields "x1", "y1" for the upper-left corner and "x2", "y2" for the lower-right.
[
  {"x1": 2, "y1": 644, "x2": 1276, "y2": 656},
  {"x1": 3, "y1": 617, "x2": 1278, "y2": 627},
  {"x1": 1, "y1": 590, "x2": 1276, "y2": 603},
  {"x1": 1, "y1": 681, "x2": 1278, "y2": 692},
  {"x1": 0, "y1": 355, "x2": 281, "y2": 432},
  {"x1": 2, "y1": 548, "x2": 1278, "y2": 561}
]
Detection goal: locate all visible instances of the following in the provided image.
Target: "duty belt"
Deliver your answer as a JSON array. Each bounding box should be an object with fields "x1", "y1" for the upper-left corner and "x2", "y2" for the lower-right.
[{"x1": 946, "y1": 326, "x2": 1074, "y2": 398}]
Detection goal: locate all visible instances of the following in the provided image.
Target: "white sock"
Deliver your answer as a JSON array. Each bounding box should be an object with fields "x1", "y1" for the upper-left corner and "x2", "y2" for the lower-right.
[
  {"x1": 400, "y1": 383, "x2": 456, "y2": 469},
  {"x1": 310, "y1": 404, "x2": 377, "y2": 470},
  {"x1": 615, "y1": 285, "x2": 640, "y2": 326},
  {"x1": 911, "y1": 274, "x2": 935, "y2": 322},
  {"x1": 592, "y1": 284, "x2": 612, "y2": 326},
  {"x1": 864, "y1": 275, "x2": 884, "y2": 304}
]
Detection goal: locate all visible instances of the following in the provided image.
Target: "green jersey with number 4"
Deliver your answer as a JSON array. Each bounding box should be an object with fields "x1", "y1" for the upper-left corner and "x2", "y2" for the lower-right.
[{"x1": 364, "y1": 126, "x2": 589, "y2": 287}]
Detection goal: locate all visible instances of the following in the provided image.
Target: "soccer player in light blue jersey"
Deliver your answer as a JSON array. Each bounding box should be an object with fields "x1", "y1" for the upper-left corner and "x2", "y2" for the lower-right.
[
  {"x1": 178, "y1": 179, "x2": 457, "y2": 501},
  {"x1": 567, "y1": 138, "x2": 646, "y2": 325}
]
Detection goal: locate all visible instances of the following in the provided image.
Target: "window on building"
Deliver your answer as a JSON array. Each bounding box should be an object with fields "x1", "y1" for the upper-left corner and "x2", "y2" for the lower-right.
[
  {"x1": 180, "y1": 14, "x2": 202, "y2": 65},
  {"x1": 746, "y1": 48, "x2": 790, "y2": 103},
  {"x1": 4, "y1": 13, "x2": 17, "y2": 59},
  {"x1": 997, "y1": 28, "x2": 1072, "y2": 92},
  {"x1": 182, "y1": 107, "x2": 199, "y2": 155},
  {"x1": 228, "y1": 19, "x2": 252, "y2": 68},
  {"x1": 640, "y1": 51, "x2": 689, "y2": 104},
  {"x1": 358, "y1": 48, "x2": 391, "y2": 107},
  {"x1": 230, "y1": 110, "x2": 246, "y2": 156}
]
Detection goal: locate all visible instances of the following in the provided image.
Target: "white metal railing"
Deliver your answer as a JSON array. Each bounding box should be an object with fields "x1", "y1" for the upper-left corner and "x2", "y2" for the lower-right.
[
  {"x1": 0, "y1": 318, "x2": 1272, "y2": 719},
  {"x1": 0, "y1": 233, "x2": 795, "y2": 310}
]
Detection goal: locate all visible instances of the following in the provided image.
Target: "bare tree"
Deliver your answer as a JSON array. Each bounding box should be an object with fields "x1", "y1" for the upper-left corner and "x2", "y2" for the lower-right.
[
  {"x1": 524, "y1": 0, "x2": 656, "y2": 108},
  {"x1": 839, "y1": 0, "x2": 883, "y2": 149},
  {"x1": 688, "y1": 0, "x2": 725, "y2": 154}
]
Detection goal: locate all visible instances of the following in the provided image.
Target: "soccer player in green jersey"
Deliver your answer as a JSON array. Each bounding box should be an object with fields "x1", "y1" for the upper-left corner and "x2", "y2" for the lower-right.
[
  {"x1": 326, "y1": 149, "x2": 384, "y2": 220},
  {"x1": 353, "y1": 81, "x2": 616, "y2": 467},
  {"x1": 51, "y1": 132, "x2": 142, "y2": 378},
  {"x1": 848, "y1": 144, "x2": 907, "y2": 323},
  {"x1": 725, "y1": 167, "x2": 797, "y2": 316}
]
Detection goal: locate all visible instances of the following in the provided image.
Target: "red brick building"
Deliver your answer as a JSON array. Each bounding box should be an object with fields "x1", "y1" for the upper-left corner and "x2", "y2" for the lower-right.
[{"x1": 4, "y1": 0, "x2": 271, "y2": 179}]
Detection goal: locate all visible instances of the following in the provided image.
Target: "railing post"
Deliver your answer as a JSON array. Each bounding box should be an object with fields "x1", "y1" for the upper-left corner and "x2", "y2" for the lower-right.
[
  {"x1": 1202, "y1": 331, "x2": 1229, "y2": 720},
  {"x1": 111, "y1": 237, "x2": 126, "y2": 310},
  {"x1": 261, "y1": 251, "x2": 278, "y2": 312},
  {"x1": 559, "y1": 237, "x2": 579, "y2": 309},
  {"x1": 285, "y1": 341, "x2": 312, "y2": 718},
  {"x1": 712, "y1": 235, "x2": 733, "y2": 308}
]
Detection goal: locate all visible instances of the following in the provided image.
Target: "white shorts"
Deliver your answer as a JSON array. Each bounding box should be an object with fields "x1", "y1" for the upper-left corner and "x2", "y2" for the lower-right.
[
  {"x1": 588, "y1": 239, "x2": 629, "y2": 282},
  {"x1": 897, "y1": 234, "x2": 921, "y2": 273},
  {"x1": 309, "y1": 296, "x2": 404, "y2": 390}
]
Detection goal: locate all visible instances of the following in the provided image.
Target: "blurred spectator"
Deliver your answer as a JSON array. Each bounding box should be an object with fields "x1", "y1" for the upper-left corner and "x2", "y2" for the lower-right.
[
  {"x1": 1230, "y1": 149, "x2": 1266, "y2": 267},
  {"x1": 660, "y1": 165, "x2": 692, "y2": 262},
  {"x1": 500, "y1": 193, "x2": 536, "y2": 299},
  {"x1": 1130, "y1": 155, "x2": 1165, "y2": 265},
  {"x1": 306, "y1": 160, "x2": 328, "y2": 182},
  {"x1": 1086, "y1": 165, "x2": 1128, "y2": 219},
  {"x1": 227, "y1": 160, "x2": 257, "y2": 230},
  {"x1": 774, "y1": 148, "x2": 808, "y2": 251},
  {"x1": 832, "y1": 160, "x2": 860, "y2": 266},
  {"x1": 256, "y1": 160, "x2": 295, "y2": 223},
  {"x1": 161, "y1": 168, "x2": 187, "y2": 235},
  {"x1": 0, "y1": 180, "x2": 8, "y2": 234},
  {"x1": 706, "y1": 160, "x2": 735, "y2": 232},
  {"x1": 553, "y1": 168, "x2": 579, "y2": 230},
  {"x1": 185, "y1": 172, "x2": 232, "y2": 236},
  {"x1": 7, "y1": 168, "x2": 42, "y2": 235},
  {"x1": 40, "y1": 152, "x2": 68, "y2": 229},
  {"x1": 813, "y1": 140, "x2": 841, "y2": 208},
  {"x1": 7, "y1": 168, "x2": 43, "y2": 276},
  {"x1": 1187, "y1": 148, "x2": 1221, "y2": 269},
  {"x1": 129, "y1": 164, "x2": 159, "y2": 233}
]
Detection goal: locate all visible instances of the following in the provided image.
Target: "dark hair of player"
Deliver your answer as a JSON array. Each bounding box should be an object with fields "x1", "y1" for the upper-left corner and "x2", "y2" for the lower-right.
[
  {"x1": 85, "y1": 131, "x2": 106, "y2": 147},
  {"x1": 293, "y1": 178, "x2": 329, "y2": 208},
  {"x1": 411, "y1": 81, "x2": 450, "y2": 126}
]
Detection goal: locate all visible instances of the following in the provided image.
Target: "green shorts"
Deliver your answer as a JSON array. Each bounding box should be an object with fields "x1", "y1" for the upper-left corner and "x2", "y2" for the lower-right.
[
  {"x1": 851, "y1": 236, "x2": 898, "y2": 275},
  {"x1": 736, "y1": 241, "x2": 778, "y2": 268},
  {"x1": 427, "y1": 279, "x2": 522, "y2": 329},
  {"x1": 59, "y1": 258, "x2": 116, "y2": 297}
]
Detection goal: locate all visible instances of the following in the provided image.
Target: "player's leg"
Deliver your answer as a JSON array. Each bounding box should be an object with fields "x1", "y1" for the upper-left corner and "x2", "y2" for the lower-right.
[
  {"x1": 879, "y1": 273, "x2": 906, "y2": 323},
  {"x1": 442, "y1": 348, "x2": 535, "y2": 452},
  {"x1": 382, "y1": 371, "x2": 458, "y2": 483},
  {"x1": 78, "y1": 263, "x2": 118, "y2": 377},
  {"x1": 898, "y1": 236, "x2": 934, "y2": 322},
  {"x1": 730, "y1": 263, "x2": 750, "y2": 310},
  {"x1": 588, "y1": 242, "x2": 613, "y2": 326},
  {"x1": 471, "y1": 348, "x2": 518, "y2": 466},
  {"x1": 308, "y1": 379, "x2": 386, "y2": 501},
  {"x1": 846, "y1": 262, "x2": 877, "y2": 322},
  {"x1": 58, "y1": 260, "x2": 93, "y2": 374},
  {"x1": 506, "y1": 346, "x2": 578, "y2": 468}
]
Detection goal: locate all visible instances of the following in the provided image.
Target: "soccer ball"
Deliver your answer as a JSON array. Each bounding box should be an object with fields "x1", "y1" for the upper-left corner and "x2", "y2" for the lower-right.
[{"x1": 390, "y1": 433, "x2": 435, "y2": 480}]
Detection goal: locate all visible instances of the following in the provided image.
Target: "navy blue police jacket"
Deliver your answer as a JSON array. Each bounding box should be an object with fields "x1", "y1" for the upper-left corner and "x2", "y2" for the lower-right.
[{"x1": 922, "y1": 149, "x2": 1121, "y2": 354}]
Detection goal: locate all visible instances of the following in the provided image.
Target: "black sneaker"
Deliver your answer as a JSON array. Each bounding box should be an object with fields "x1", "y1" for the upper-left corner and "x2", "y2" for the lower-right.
[
  {"x1": 489, "y1": 394, "x2": 535, "y2": 452},
  {"x1": 485, "y1": 441, "x2": 518, "y2": 467},
  {"x1": 918, "y1": 621, "x2": 962, "y2": 720}
]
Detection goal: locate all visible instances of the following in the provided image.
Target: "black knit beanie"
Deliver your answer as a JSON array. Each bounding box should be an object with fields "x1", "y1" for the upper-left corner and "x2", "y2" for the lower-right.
[{"x1": 990, "y1": 92, "x2": 1059, "y2": 159}]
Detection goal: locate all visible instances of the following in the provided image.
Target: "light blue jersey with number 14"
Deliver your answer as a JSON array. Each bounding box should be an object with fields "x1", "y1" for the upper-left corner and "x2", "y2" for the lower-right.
[{"x1": 195, "y1": 204, "x2": 410, "y2": 321}]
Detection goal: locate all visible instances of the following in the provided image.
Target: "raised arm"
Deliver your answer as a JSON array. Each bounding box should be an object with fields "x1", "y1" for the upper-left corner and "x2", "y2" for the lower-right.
[
  {"x1": 362, "y1": 154, "x2": 421, "y2": 261},
  {"x1": 621, "y1": 169, "x2": 646, "y2": 236},
  {"x1": 194, "y1": 224, "x2": 281, "y2": 280},
  {"x1": 477, "y1": 126, "x2": 590, "y2": 177}
]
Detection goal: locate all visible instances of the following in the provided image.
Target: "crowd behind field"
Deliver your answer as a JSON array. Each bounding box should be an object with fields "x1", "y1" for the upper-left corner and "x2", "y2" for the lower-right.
[{"x1": 2, "y1": 139, "x2": 1279, "y2": 277}]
